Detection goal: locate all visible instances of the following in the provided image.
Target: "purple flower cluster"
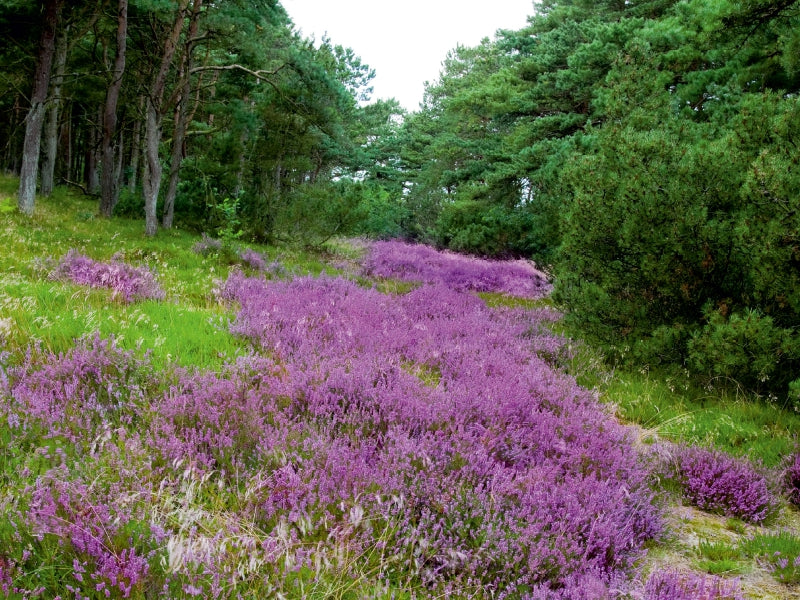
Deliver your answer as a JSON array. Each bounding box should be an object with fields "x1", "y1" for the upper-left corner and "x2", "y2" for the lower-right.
[
  {"x1": 2, "y1": 337, "x2": 162, "y2": 598},
  {"x1": 2, "y1": 247, "x2": 663, "y2": 596},
  {"x1": 6, "y1": 334, "x2": 152, "y2": 441},
  {"x1": 362, "y1": 240, "x2": 551, "y2": 298},
  {"x1": 27, "y1": 473, "x2": 153, "y2": 598},
  {"x1": 51, "y1": 250, "x2": 165, "y2": 303},
  {"x1": 218, "y1": 273, "x2": 660, "y2": 594},
  {"x1": 191, "y1": 233, "x2": 223, "y2": 256},
  {"x1": 237, "y1": 248, "x2": 286, "y2": 277},
  {"x1": 644, "y1": 569, "x2": 744, "y2": 600},
  {"x1": 238, "y1": 248, "x2": 268, "y2": 271},
  {"x1": 785, "y1": 451, "x2": 800, "y2": 506},
  {"x1": 677, "y1": 446, "x2": 774, "y2": 523}
]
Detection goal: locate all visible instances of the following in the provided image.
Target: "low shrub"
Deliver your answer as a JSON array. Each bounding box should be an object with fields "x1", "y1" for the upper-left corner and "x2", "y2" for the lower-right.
[
  {"x1": 677, "y1": 446, "x2": 774, "y2": 523},
  {"x1": 785, "y1": 451, "x2": 800, "y2": 506},
  {"x1": 644, "y1": 569, "x2": 744, "y2": 600},
  {"x1": 192, "y1": 233, "x2": 223, "y2": 256},
  {"x1": 362, "y1": 240, "x2": 551, "y2": 298},
  {"x1": 218, "y1": 273, "x2": 661, "y2": 594},
  {"x1": 50, "y1": 250, "x2": 165, "y2": 303}
]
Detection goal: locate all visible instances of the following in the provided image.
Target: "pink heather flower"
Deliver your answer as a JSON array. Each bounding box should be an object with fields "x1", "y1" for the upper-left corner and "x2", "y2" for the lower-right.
[
  {"x1": 785, "y1": 451, "x2": 800, "y2": 506},
  {"x1": 183, "y1": 584, "x2": 204, "y2": 596},
  {"x1": 677, "y1": 446, "x2": 774, "y2": 523},
  {"x1": 362, "y1": 240, "x2": 551, "y2": 298},
  {"x1": 644, "y1": 569, "x2": 744, "y2": 600},
  {"x1": 238, "y1": 248, "x2": 268, "y2": 271},
  {"x1": 50, "y1": 250, "x2": 165, "y2": 303}
]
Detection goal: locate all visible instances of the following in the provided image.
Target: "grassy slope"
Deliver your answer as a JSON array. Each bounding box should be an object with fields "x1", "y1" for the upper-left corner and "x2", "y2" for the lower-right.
[
  {"x1": 0, "y1": 178, "x2": 341, "y2": 371},
  {"x1": 558, "y1": 321, "x2": 800, "y2": 599},
  {"x1": 2, "y1": 178, "x2": 800, "y2": 597}
]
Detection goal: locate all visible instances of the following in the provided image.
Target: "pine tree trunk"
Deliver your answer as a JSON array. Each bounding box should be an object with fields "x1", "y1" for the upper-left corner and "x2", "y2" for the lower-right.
[
  {"x1": 85, "y1": 113, "x2": 101, "y2": 194},
  {"x1": 63, "y1": 102, "x2": 72, "y2": 181},
  {"x1": 113, "y1": 129, "x2": 124, "y2": 210},
  {"x1": 141, "y1": 0, "x2": 190, "y2": 237},
  {"x1": 18, "y1": 0, "x2": 63, "y2": 215},
  {"x1": 143, "y1": 101, "x2": 161, "y2": 237},
  {"x1": 40, "y1": 22, "x2": 69, "y2": 197},
  {"x1": 6, "y1": 95, "x2": 24, "y2": 174},
  {"x1": 100, "y1": 0, "x2": 128, "y2": 217},
  {"x1": 163, "y1": 0, "x2": 202, "y2": 229},
  {"x1": 128, "y1": 96, "x2": 144, "y2": 192}
]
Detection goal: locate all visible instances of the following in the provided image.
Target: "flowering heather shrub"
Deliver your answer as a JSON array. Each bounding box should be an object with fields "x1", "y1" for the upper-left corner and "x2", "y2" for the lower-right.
[
  {"x1": 785, "y1": 451, "x2": 800, "y2": 506},
  {"x1": 5, "y1": 334, "x2": 154, "y2": 441},
  {"x1": 238, "y1": 247, "x2": 268, "y2": 271},
  {"x1": 644, "y1": 569, "x2": 744, "y2": 600},
  {"x1": 362, "y1": 239, "x2": 551, "y2": 298},
  {"x1": 677, "y1": 446, "x2": 774, "y2": 523},
  {"x1": 237, "y1": 248, "x2": 287, "y2": 277},
  {"x1": 218, "y1": 273, "x2": 661, "y2": 595},
  {"x1": 50, "y1": 250, "x2": 165, "y2": 303},
  {"x1": 192, "y1": 233, "x2": 223, "y2": 255},
  {"x1": 2, "y1": 272, "x2": 659, "y2": 597},
  {"x1": 1, "y1": 337, "x2": 163, "y2": 598}
]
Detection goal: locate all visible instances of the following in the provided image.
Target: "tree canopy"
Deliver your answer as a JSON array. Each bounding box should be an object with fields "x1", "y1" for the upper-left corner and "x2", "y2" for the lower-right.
[{"x1": 3, "y1": 0, "x2": 800, "y2": 397}]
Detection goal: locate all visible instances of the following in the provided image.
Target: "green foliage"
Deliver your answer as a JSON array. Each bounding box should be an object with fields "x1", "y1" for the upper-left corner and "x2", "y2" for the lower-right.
[
  {"x1": 552, "y1": 17, "x2": 800, "y2": 396},
  {"x1": 354, "y1": 184, "x2": 409, "y2": 240},
  {"x1": 741, "y1": 532, "x2": 800, "y2": 584},
  {"x1": 214, "y1": 195, "x2": 245, "y2": 247},
  {"x1": 688, "y1": 307, "x2": 798, "y2": 392},
  {"x1": 433, "y1": 200, "x2": 536, "y2": 258},
  {"x1": 271, "y1": 181, "x2": 364, "y2": 249}
]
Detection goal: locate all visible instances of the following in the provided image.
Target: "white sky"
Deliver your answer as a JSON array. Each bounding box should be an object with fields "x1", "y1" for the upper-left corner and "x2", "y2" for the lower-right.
[{"x1": 281, "y1": 0, "x2": 535, "y2": 111}]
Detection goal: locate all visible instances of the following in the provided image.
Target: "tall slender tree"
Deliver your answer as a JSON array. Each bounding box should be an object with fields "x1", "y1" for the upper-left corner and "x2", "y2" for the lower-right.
[
  {"x1": 99, "y1": 0, "x2": 128, "y2": 217},
  {"x1": 17, "y1": 0, "x2": 64, "y2": 215},
  {"x1": 142, "y1": 0, "x2": 189, "y2": 236},
  {"x1": 39, "y1": 20, "x2": 68, "y2": 196},
  {"x1": 162, "y1": 0, "x2": 202, "y2": 229}
]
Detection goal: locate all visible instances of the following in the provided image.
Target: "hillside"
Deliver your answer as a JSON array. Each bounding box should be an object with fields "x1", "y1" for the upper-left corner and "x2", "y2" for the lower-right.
[{"x1": 2, "y1": 182, "x2": 800, "y2": 599}]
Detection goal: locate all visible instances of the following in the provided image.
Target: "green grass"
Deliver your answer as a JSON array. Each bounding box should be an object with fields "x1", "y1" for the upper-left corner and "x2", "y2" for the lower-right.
[
  {"x1": 689, "y1": 532, "x2": 800, "y2": 584},
  {"x1": 553, "y1": 312, "x2": 800, "y2": 597},
  {"x1": 598, "y1": 368, "x2": 800, "y2": 467},
  {"x1": 550, "y1": 327, "x2": 800, "y2": 468},
  {"x1": 0, "y1": 176, "x2": 340, "y2": 370},
  {"x1": 4, "y1": 175, "x2": 800, "y2": 598},
  {"x1": 741, "y1": 531, "x2": 800, "y2": 584},
  {"x1": 695, "y1": 539, "x2": 746, "y2": 575}
]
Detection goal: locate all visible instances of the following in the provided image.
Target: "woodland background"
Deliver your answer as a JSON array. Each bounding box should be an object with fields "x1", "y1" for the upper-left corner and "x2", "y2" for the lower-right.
[{"x1": 2, "y1": 0, "x2": 800, "y2": 399}]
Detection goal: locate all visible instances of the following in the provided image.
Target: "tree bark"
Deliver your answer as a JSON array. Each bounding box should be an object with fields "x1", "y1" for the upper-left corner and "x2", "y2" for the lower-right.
[
  {"x1": 128, "y1": 95, "x2": 144, "y2": 192},
  {"x1": 85, "y1": 106, "x2": 101, "y2": 194},
  {"x1": 163, "y1": 0, "x2": 202, "y2": 229},
  {"x1": 143, "y1": 0, "x2": 190, "y2": 237},
  {"x1": 143, "y1": 99, "x2": 161, "y2": 236},
  {"x1": 18, "y1": 0, "x2": 63, "y2": 215},
  {"x1": 40, "y1": 22, "x2": 69, "y2": 197},
  {"x1": 99, "y1": 0, "x2": 128, "y2": 217}
]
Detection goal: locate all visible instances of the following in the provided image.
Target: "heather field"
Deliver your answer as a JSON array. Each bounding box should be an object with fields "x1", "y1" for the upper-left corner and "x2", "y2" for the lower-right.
[{"x1": 2, "y1": 185, "x2": 800, "y2": 599}]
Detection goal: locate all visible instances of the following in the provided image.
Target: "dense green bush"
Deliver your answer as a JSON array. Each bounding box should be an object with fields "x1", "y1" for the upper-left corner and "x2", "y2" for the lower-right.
[
  {"x1": 554, "y1": 94, "x2": 800, "y2": 397},
  {"x1": 687, "y1": 307, "x2": 799, "y2": 391},
  {"x1": 433, "y1": 200, "x2": 537, "y2": 258},
  {"x1": 271, "y1": 181, "x2": 364, "y2": 248},
  {"x1": 354, "y1": 183, "x2": 409, "y2": 240},
  {"x1": 554, "y1": 117, "x2": 748, "y2": 348}
]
